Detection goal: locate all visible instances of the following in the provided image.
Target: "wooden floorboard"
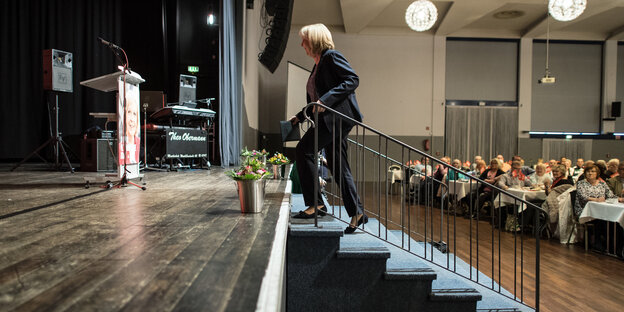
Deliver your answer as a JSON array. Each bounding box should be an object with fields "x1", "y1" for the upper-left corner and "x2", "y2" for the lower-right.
[{"x1": 0, "y1": 167, "x2": 287, "y2": 312}]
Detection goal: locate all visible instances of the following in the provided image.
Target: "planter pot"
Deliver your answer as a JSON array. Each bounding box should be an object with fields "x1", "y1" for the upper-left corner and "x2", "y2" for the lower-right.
[
  {"x1": 235, "y1": 179, "x2": 266, "y2": 213},
  {"x1": 272, "y1": 165, "x2": 282, "y2": 179}
]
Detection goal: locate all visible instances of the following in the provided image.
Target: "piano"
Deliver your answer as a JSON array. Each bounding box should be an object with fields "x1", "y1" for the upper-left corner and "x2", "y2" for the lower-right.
[{"x1": 150, "y1": 105, "x2": 216, "y2": 127}]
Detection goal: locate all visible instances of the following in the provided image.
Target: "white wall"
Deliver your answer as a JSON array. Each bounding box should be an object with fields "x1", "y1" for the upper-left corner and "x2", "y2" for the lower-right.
[
  {"x1": 253, "y1": 26, "x2": 439, "y2": 137},
  {"x1": 241, "y1": 3, "x2": 263, "y2": 148}
]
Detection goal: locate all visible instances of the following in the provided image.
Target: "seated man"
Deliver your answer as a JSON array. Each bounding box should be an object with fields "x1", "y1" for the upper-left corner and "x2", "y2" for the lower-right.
[
  {"x1": 606, "y1": 158, "x2": 620, "y2": 179},
  {"x1": 607, "y1": 163, "x2": 624, "y2": 203},
  {"x1": 446, "y1": 159, "x2": 468, "y2": 181},
  {"x1": 497, "y1": 160, "x2": 533, "y2": 190}
]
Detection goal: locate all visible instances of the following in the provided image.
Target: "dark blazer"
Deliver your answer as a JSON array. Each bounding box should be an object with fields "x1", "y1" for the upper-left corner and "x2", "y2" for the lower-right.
[
  {"x1": 296, "y1": 49, "x2": 363, "y2": 131},
  {"x1": 478, "y1": 169, "x2": 506, "y2": 193}
]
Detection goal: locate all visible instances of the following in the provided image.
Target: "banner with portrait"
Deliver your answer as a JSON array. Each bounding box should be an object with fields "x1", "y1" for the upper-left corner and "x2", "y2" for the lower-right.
[{"x1": 117, "y1": 79, "x2": 141, "y2": 179}]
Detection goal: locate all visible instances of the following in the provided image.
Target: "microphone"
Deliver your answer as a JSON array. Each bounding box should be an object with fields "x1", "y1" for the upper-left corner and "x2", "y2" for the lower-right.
[{"x1": 98, "y1": 37, "x2": 119, "y2": 49}]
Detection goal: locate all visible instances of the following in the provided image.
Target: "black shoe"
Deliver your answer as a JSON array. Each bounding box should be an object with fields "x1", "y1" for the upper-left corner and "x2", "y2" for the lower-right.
[
  {"x1": 345, "y1": 214, "x2": 368, "y2": 234},
  {"x1": 292, "y1": 206, "x2": 326, "y2": 219}
]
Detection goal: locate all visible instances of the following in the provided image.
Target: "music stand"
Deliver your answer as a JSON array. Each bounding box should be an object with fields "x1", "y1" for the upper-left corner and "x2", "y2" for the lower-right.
[{"x1": 81, "y1": 69, "x2": 145, "y2": 190}]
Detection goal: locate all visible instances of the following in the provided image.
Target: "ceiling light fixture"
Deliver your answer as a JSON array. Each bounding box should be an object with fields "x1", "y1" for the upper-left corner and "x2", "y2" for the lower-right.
[
  {"x1": 405, "y1": 0, "x2": 438, "y2": 32},
  {"x1": 548, "y1": 0, "x2": 586, "y2": 22}
]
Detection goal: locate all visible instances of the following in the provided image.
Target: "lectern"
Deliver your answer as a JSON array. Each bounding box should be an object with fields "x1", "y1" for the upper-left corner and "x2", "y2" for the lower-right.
[{"x1": 81, "y1": 70, "x2": 145, "y2": 182}]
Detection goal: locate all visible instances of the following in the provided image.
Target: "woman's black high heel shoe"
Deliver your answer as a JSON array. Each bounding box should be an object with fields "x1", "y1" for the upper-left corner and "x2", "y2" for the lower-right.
[
  {"x1": 293, "y1": 206, "x2": 327, "y2": 219},
  {"x1": 344, "y1": 214, "x2": 368, "y2": 234}
]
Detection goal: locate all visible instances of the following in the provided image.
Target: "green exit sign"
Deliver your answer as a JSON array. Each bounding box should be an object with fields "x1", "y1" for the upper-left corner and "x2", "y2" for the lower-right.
[{"x1": 187, "y1": 66, "x2": 199, "y2": 73}]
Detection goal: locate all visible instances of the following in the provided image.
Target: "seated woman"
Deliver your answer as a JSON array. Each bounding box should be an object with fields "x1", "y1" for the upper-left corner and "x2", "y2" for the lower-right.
[
  {"x1": 575, "y1": 164, "x2": 617, "y2": 215},
  {"x1": 542, "y1": 164, "x2": 575, "y2": 233},
  {"x1": 468, "y1": 160, "x2": 486, "y2": 177},
  {"x1": 474, "y1": 159, "x2": 505, "y2": 218},
  {"x1": 545, "y1": 164, "x2": 573, "y2": 196},
  {"x1": 575, "y1": 164, "x2": 617, "y2": 251},
  {"x1": 529, "y1": 164, "x2": 551, "y2": 189}
]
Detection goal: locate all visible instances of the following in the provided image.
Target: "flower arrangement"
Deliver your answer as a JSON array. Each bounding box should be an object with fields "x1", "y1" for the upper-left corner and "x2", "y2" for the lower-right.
[
  {"x1": 240, "y1": 147, "x2": 268, "y2": 159},
  {"x1": 226, "y1": 155, "x2": 271, "y2": 180},
  {"x1": 268, "y1": 153, "x2": 290, "y2": 165}
]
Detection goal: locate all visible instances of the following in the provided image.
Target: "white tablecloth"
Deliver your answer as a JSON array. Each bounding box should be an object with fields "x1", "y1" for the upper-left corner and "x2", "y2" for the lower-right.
[
  {"x1": 447, "y1": 180, "x2": 478, "y2": 201},
  {"x1": 579, "y1": 201, "x2": 624, "y2": 229},
  {"x1": 493, "y1": 188, "x2": 547, "y2": 212}
]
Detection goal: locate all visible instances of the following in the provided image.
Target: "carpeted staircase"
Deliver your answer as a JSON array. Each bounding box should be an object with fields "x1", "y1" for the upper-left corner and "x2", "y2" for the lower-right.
[{"x1": 287, "y1": 194, "x2": 533, "y2": 312}]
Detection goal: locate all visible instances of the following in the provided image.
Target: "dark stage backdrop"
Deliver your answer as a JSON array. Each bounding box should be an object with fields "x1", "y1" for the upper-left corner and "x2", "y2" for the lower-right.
[
  {"x1": 0, "y1": 0, "x2": 220, "y2": 164},
  {"x1": 0, "y1": 0, "x2": 123, "y2": 160}
]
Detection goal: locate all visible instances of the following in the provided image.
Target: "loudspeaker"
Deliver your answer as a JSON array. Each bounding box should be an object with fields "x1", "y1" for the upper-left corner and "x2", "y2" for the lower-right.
[
  {"x1": 179, "y1": 75, "x2": 197, "y2": 105},
  {"x1": 43, "y1": 49, "x2": 73, "y2": 92},
  {"x1": 81, "y1": 139, "x2": 117, "y2": 172},
  {"x1": 612, "y1": 101, "x2": 621, "y2": 118},
  {"x1": 258, "y1": 0, "x2": 294, "y2": 73}
]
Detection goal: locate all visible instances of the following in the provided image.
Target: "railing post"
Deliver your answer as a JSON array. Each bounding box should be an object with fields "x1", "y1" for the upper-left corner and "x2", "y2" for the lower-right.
[{"x1": 313, "y1": 106, "x2": 319, "y2": 227}]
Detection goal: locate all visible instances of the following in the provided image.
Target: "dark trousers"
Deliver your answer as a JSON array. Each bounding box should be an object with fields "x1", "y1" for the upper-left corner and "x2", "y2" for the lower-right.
[{"x1": 295, "y1": 121, "x2": 364, "y2": 217}]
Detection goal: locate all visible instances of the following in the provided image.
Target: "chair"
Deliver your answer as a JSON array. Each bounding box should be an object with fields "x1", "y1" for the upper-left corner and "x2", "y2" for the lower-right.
[{"x1": 566, "y1": 190, "x2": 594, "y2": 251}]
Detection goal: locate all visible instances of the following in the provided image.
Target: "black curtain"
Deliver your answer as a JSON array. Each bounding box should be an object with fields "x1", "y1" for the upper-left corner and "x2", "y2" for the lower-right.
[{"x1": 0, "y1": 0, "x2": 122, "y2": 160}]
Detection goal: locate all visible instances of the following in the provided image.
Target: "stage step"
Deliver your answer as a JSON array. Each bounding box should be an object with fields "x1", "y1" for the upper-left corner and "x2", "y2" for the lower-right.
[{"x1": 287, "y1": 194, "x2": 533, "y2": 311}]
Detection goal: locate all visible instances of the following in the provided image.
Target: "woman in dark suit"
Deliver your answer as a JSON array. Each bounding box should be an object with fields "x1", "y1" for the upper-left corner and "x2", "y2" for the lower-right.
[{"x1": 290, "y1": 23, "x2": 366, "y2": 234}]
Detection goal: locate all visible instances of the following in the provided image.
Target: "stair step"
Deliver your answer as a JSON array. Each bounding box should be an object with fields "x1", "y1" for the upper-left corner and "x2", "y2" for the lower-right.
[
  {"x1": 476, "y1": 309, "x2": 522, "y2": 312},
  {"x1": 430, "y1": 288, "x2": 482, "y2": 301},
  {"x1": 289, "y1": 224, "x2": 344, "y2": 238},
  {"x1": 336, "y1": 246, "x2": 390, "y2": 259},
  {"x1": 384, "y1": 267, "x2": 437, "y2": 281}
]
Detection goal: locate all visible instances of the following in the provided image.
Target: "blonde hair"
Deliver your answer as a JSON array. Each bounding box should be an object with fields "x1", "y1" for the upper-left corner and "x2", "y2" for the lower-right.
[{"x1": 299, "y1": 24, "x2": 335, "y2": 56}]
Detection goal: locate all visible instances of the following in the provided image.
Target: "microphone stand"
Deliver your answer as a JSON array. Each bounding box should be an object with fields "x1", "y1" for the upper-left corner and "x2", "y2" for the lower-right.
[{"x1": 100, "y1": 37, "x2": 145, "y2": 190}]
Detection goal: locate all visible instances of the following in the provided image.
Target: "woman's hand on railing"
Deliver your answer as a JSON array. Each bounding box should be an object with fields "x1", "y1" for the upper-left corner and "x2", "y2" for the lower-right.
[
  {"x1": 289, "y1": 115, "x2": 299, "y2": 125},
  {"x1": 312, "y1": 100, "x2": 325, "y2": 113}
]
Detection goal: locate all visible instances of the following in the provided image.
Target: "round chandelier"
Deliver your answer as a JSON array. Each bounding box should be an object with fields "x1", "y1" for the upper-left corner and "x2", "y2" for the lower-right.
[
  {"x1": 548, "y1": 0, "x2": 586, "y2": 22},
  {"x1": 405, "y1": 0, "x2": 438, "y2": 32}
]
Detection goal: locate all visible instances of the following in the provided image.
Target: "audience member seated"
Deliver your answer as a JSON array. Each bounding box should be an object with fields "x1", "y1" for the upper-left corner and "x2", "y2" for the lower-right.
[
  {"x1": 573, "y1": 158, "x2": 584, "y2": 179},
  {"x1": 447, "y1": 159, "x2": 468, "y2": 181},
  {"x1": 529, "y1": 164, "x2": 551, "y2": 188},
  {"x1": 575, "y1": 164, "x2": 617, "y2": 251},
  {"x1": 474, "y1": 159, "x2": 505, "y2": 218},
  {"x1": 468, "y1": 160, "x2": 486, "y2": 177},
  {"x1": 606, "y1": 158, "x2": 620, "y2": 179},
  {"x1": 471, "y1": 155, "x2": 483, "y2": 171},
  {"x1": 575, "y1": 164, "x2": 615, "y2": 215},
  {"x1": 511, "y1": 155, "x2": 535, "y2": 176},
  {"x1": 497, "y1": 160, "x2": 533, "y2": 190},
  {"x1": 497, "y1": 155, "x2": 511, "y2": 172},
  {"x1": 563, "y1": 159, "x2": 574, "y2": 178},
  {"x1": 576, "y1": 160, "x2": 594, "y2": 182},
  {"x1": 606, "y1": 163, "x2": 624, "y2": 203},
  {"x1": 595, "y1": 160, "x2": 610, "y2": 182},
  {"x1": 545, "y1": 164, "x2": 574, "y2": 196},
  {"x1": 541, "y1": 165, "x2": 575, "y2": 237}
]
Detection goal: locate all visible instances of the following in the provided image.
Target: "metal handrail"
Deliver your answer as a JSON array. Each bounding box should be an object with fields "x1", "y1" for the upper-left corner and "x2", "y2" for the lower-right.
[{"x1": 302, "y1": 102, "x2": 541, "y2": 311}]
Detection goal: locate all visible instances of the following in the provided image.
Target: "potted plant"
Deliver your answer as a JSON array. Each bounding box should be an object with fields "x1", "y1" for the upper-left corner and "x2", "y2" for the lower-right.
[
  {"x1": 267, "y1": 153, "x2": 290, "y2": 179},
  {"x1": 240, "y1": 147, "x2": 269, "y2": 164},
  {"x1": 226, "y1": 155, "x2": 271, "y2": 213}
]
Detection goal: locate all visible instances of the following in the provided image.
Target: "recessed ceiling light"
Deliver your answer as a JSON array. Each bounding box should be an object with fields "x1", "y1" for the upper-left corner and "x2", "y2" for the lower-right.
[{"x1": 493, "y1": 10, "x2": 525, "y2": 19}]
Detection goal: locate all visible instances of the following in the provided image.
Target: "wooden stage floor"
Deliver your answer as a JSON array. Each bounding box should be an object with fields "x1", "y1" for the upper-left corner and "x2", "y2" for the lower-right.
[
  {"x1": 1, "y1": 166, "x2": 623, "y2": 311},
  {"x1": 0, "y1": 167, "x2": 288, "y2": 311}
]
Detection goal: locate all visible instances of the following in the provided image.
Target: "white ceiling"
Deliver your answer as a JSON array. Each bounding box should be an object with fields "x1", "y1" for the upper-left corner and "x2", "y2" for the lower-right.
[{"x1": 291, "y1": 0, "x2": 624, "y2": 41}]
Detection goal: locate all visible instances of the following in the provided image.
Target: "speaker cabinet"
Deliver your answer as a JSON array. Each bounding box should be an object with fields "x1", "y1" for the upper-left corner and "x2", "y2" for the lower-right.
[
  {"x1": 179, "y1": 75, "x2": 196, "y2": 104},
  {"x1": 258, "y1": 0, "x2": 294, "y2": 73},
  {"x1": 81, "y1": 139, "x2": 117, "y2": 172},
  {"x1": 612, "y1": 101, "x2": 621, "y2": 118},
  {"x1": 43, "y1": 49, "x2": 73, "y2": 92}
]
